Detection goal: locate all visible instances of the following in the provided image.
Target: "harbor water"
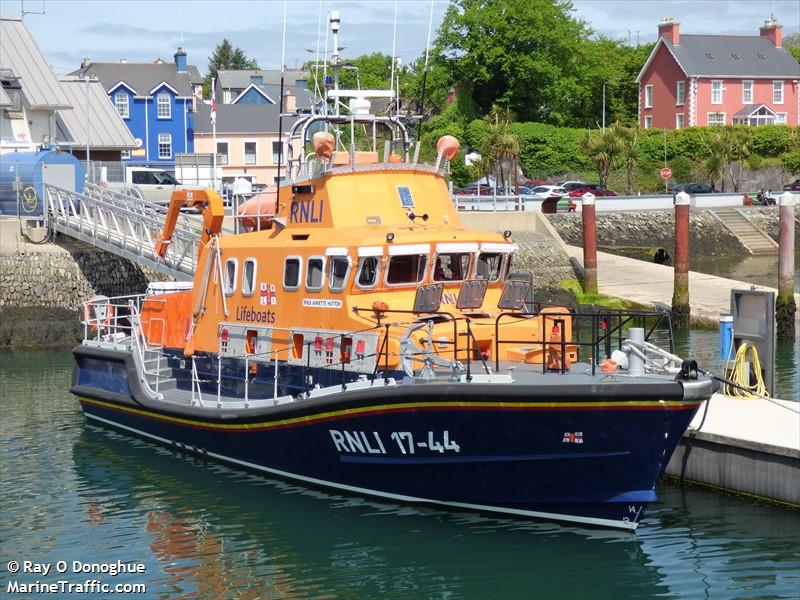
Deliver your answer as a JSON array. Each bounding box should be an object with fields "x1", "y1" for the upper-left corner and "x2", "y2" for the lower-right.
[{"x1": 1, "y1": 350, "x2": 798, "y2": 599}]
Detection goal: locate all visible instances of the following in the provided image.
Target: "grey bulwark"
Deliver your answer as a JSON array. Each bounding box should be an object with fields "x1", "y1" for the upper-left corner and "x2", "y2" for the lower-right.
[
  {"x1": 0, "y1": 17, "x2": 71, "y2": 108},
  {"x1": 195, "y1": 103, "x2": 298, "y2": 134},
  {"x1": 56, "y1": 77, "x2": 136, "y2": 150},
  {"x1": 664, "y1": 35, "x2": 800, "y2": 77},
  {"x1": 70, "y1": 62, "x2": 194, "y2": 97}
]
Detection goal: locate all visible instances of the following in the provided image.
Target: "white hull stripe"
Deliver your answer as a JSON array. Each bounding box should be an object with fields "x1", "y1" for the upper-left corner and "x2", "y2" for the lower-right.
[{"x1": 84, "y1": 413, "x2": 639, "y2": 532}]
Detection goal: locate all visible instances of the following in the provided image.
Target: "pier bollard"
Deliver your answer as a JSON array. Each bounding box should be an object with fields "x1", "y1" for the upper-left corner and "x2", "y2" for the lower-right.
[
  {"x1": 672, "y1": 191, "x2": 691, "y2": 329},
  {"x1": 581, "y1": 192, "x2": 597, "y2": 295},
  {"x1": 777, "y1": 192, "x2": 796, "y2": 340}
]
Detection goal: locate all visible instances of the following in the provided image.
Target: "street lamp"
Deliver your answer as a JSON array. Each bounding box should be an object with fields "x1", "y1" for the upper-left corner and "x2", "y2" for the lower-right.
[{"x1": 602, "y1": 80, "x2": 617, "y2": 133}]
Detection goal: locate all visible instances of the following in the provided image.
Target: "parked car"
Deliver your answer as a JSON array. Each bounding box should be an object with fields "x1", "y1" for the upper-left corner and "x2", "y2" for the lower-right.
[
  {"x1": 671, "y1": 183, "x2": 714, "y2": 194},
  {"x1": 518, "y1": 185, "x2": 536, "y2": 195},
  {"x1": 568, "y1": 186, "x2": 618, "y2": 197},
  {"x1": 454, "y1": 184, "x2": 496, "y2": 196},
  {"x1": 557, "y1": 180, "x2": 588, "y2": 192},
  {"x1": 529, "y1": 185, "x2": 567, "y2": 199},
  {"x1": 783, "y1": 179, "x2": 800, "y2": 191}
]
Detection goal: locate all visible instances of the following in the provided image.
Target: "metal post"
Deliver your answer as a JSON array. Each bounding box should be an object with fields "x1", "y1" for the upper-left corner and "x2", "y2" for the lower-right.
[
  {"x1": 602, "y1": 82, "x2": 606, "y2": 133},
  {"x1": 581, "y1": 192, "x2": 597, "y2": 294},
  {"x1": 273, "y1": 349, "x2": 279, "y2": 402},
  {"x1": 85, "y1": 74, "x2": 91, "y2": 183},
  {"x1": 777, "y1": 191, "x2": 796, "y2": 339},
  {"x1": 244, "y1": 357, "x2": 249, "y2": 407},
  {"x1": 672, "y1": 191, "x2": 691, "y2": 329}
]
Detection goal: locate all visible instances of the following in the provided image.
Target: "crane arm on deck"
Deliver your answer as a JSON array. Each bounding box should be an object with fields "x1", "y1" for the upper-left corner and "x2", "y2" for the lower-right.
[{"x1": 154, "y1": 189, "x2": 225, "y2": 257}]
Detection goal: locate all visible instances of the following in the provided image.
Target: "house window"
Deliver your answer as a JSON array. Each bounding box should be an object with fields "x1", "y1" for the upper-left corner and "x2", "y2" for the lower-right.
[
  {"x1": 776, "y1": 113, "x2": 787, "y2": 125},
  {"x1": 644, "y1": 115, "x2": 652, "y2": 129},
  {"x1": 121, "y1": 150, "x2": 131, "y2": 160},
  {"x1": 223, "y1": 258, "x2": 238, "y2": 296},
  {"x1": 242, "y1": 258, "x2": 256, "y2": 297},
  {"x1": 272, "y1": 140, "x2": 284, "y2": 164},
  {"x1": 711, "y1": 80, "x2": 723, "y2": 104},
  {"x1": 676, "y1": 114, "x2": 685, "y2": 129},
  {"x1": 773, "y1": 81, "x2": 784, "y2": 104},
  {"x1": 742, "y1": 80, "x2": 753, "y2": 104},
  {"x1": 157, "y1": 93, "x2": 171, "y2": 119},
  {"x1": 158, "y1": 133, "x2": 172, "y2": 159},
  {"x1": 217, "y1": 142, "x2": 229, "y2": 165},
  {"x1": 707, "y1": 112, "x2": 725, "y2": 126},
  {"x1": 114, "y1": 92, "x2": 129, "y2": 118},
  {"x1": 244, "y1": 141, "x2": 257, "y2": 165},
  {"x1": 676, "y1": 81, "x2": 685, "y2": 105},
  {"x1": 644, "y1": 85, "x2": 653, "y2": 108}
]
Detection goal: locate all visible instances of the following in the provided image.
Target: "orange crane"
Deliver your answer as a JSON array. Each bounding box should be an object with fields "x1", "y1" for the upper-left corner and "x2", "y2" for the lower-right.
[{"x1": 154, "y1": 189, "x2": 225, "y2": 258}]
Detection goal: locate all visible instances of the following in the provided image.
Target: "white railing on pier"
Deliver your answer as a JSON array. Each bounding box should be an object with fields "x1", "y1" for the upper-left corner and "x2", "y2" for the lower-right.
[{"x1": 43, "y1": 183, "x2": 200, "y2": 280}]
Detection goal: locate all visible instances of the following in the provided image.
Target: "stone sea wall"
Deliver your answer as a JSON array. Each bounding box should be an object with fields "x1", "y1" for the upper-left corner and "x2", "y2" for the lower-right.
[{"x1": 511, "y1": 237, "x2": 574, "y2": 288}]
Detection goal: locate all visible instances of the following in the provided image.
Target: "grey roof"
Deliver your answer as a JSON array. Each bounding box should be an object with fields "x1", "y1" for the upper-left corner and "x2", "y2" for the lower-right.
[
  {"x1": 0, "y1": 17, "x2": 71, "y2": 108},
  {"x1": 733, "y1": 104, "x2": 777, "y2": 118},
  {"x1": 187, "y1": 65, "x2": 203, "y2": 85},
  {"x1": 0, "y1": 85, "x2": 10, "y2": 107},
  {"x1": 70, "y1": 61, "x2": 197, "y2": 97},
  {"x1": 217, "y1": 69, "x2": 309, "y2": 90},
  {"x1": 232, "y1": 82, "x2": 316, "y2": 108},
  {"x1": 56, "y1": 76, "x2": 136, "y2": 149},
  {"x1": 195, "y1": 103, "x2": 298, "y2": 134},
  {"x1": 664, "y1": 35, "x2": 800, "y2": 77}
]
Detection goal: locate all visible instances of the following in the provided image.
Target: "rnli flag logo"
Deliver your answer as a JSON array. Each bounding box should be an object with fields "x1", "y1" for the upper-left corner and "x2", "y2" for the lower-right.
[
  {"x1": 260, "y1": 283, "x2": 277, "y2": 306},
  {"x1": 562, "y1": 432, "x2": 584, "y2": 444}
]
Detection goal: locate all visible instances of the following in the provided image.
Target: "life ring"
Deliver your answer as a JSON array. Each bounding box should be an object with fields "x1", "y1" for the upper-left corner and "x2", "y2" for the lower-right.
[
  {"x1": 21, "y1": 186, "x2": 38, "y2": 212},
  {"x1": 83, "y1": 295, "x2": 114, "y2": 330}
]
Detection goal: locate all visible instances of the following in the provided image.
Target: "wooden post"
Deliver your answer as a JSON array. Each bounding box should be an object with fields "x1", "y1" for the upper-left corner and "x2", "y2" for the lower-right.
[
  {"x1": 777, "y1": 191, "x2": 796, "y2": 340},
  {"x1": 581, "y1": 192, "x2": 597, "y2": 294},
  {"x1": 672, "y1": 191, "x2": 690, "y2": 329}
]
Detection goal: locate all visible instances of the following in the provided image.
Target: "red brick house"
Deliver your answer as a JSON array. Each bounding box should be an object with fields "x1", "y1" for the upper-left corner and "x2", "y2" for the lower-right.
[{"x1": 636, "y1": 18, "x2": 799, "y2": 129}]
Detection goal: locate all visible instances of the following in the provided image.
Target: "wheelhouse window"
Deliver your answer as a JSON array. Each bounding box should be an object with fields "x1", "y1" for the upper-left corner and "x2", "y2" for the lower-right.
[
  {"x1": 157, "y1": 93, "x2": 171, "y2": 119},
  {"x1": 386, "y1": 254, "x2": 427, "y2": 286},
  {"x1": 283, "y1": 257, "x2": 301, "y2": 290},
  {"x1": 223, "y1": 258, "x2": 238, "y2": 296},
  {"x1": 433, "y1": 253, "x2": 471, "y2": 282},
  {"x1": 328, "y1": 256, "x2": 350, "y2": 292},
  {"x1": 242, "y1": 258, "x2": 256, "y2": 296},
  {"x1": 356, "y1": 256, "x2": 380, "y2": 289},
  {"x1": 158, "y1": 133, "x2": 172, "y2": 159},
  {"x1": 475, "y1": 253, "x2": 503, "y2": 282},
  {"x1": 114, "y1": 92, "x2": 129, "y2": 118},
  {"x1": 306, "y1": 257, "x2": 324, "y2": 291}
]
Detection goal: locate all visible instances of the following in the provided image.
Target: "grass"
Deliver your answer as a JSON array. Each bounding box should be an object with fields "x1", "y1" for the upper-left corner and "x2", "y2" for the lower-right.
[{"x1": 558, "y1": 278, "x2": 646, "y2": 311}]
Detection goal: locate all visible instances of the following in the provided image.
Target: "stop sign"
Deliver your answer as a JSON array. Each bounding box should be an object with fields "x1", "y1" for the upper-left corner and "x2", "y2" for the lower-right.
[{"x1": 660, "y1": 167, "x2": 672, "y2": 180}]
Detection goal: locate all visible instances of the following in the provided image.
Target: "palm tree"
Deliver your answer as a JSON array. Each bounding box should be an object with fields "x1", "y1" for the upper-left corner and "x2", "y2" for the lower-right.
[
  {"x1": 615, "y1": 124, "x2": 640, "y2": 194},
  {"x1": 580, "y1": 127, "x2": 621, "y2": 189}
]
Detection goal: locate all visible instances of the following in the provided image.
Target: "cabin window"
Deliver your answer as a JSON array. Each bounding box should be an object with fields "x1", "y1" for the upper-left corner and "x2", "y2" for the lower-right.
[
  {"x1": 242, "y1": 258, "x2": 256, "y2": 296},
  {"x1": 223, "y1": 258, "x2": 238, "y2": 296},
  {"x1": 329, "y1": 256, "x2": 351, "y2": 292},
  {"x1": 475, "y1": 253, "x2": 503, "y2": 282},
  {"x1": 432, "y1": 253, "x2": 471, "y2": 282},
  {"x1": 306, "y1": 256, "x2": 325, "y2": 291},
  {"x1": 356, "y1": 256, "x2": 380, "y2": 289},
  {"x1": 283, "y1": 257, "x2": 302, "y2": 290},
  {"x1": 386, "y1": 254, "x2": 428, "y2": 285}
]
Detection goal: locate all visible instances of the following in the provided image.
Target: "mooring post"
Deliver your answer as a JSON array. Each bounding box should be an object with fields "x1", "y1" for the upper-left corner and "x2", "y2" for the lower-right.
[
  {"x1": 581, "y1": 192, "x2": 597, "y2": 294},
  {"x1": 777, "y1": 191, "x2": 796, "y2": 340},
  {"x1": 672, "y1": 191, "x2": 691, "y2": 329}
]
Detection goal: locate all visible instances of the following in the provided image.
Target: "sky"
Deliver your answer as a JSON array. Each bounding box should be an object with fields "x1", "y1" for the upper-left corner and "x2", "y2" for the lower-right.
[{"x1": 10, "y1": 0, "x2": 800, "y2": 76}]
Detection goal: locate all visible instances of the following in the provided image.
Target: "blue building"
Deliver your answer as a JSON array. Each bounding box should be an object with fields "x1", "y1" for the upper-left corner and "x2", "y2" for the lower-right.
[{"x1": 70, "y1": 48, "x2": 203, "y2": 163}]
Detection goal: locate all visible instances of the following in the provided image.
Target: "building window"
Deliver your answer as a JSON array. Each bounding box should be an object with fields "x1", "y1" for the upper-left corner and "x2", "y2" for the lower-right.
[
  {"x1": 644, "y1": 85, "x2": 653, "y2": 108},
  {"x1": 120, "y1": 150, "x2": 131, "y2": 160},
  {"x1": 676, "y1": 81, "x2": 685, "y2": 105},
  {"x1": 707, "y1": 112, "x2": 725, "y2": 126},
  {"x1": 676, "y1": 114, "x2": 684, "y2": 129},
  {"x1": 158, "y1": 133, "x2": 172, "y2": 159},
  {"x1": 157, "y1": 93, "x2": 171, "y2": 118},
  {"x1": 644, "y1": 115, "x2": 652, "y2": 129},
  {"x1": 711, "y1": 80, "x2": 723, "y2": 104},
  {"x1": 272, "y1": 140, "x2": 284, "y2": 164},
  {"x1": 773, "y1": 81, "x2": 784, "y2": 104},
  {"x1": 217, "y1": 142, "x2": 228, "y2": 165},
  {"x1": 244, "y1": 141, "x2": 257, "y2": 165},
  {"x1": 776, "y1": 113, "x2": 787, "y2": 125},
  {"x1": 742, "y1": 80, "x2": 753, "y2": 104},
  {"x1": 114, "y1": 92, "x2": 129, "y2": 118}
]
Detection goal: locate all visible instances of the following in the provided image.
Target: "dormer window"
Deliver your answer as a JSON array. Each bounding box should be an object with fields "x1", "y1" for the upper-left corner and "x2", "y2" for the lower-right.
[
  {"x1": 114, "y1": 92, "x2": 129, "y2": 118},
  {"x1": 157, "y1": 93, "x2": 171, "y2": 119}
]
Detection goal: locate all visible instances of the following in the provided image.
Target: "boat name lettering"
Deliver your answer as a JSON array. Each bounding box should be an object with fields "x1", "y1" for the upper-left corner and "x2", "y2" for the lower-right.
[
  {"x1": 329, "y1": 430, "x2": 460, "y2": 455},
  {"x1": 235, "y1": 306, "x2": 276, "y2": 324},
  {"x1": 441, "y1": 293, "x2": 457, "y2": 305},
  {"x1": 289, "y1": 199, "x2": 324, "y2": 224},
  {"x1": 302, "y1": 298, "x2": 343, "y2": 309}
]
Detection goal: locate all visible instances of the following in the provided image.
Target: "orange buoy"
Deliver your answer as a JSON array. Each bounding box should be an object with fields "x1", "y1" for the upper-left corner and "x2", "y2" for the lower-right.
[
  {"x1": 600, "y1": 358, "x2": 619, "y2": 372},
  {"x1": 313, "y1": 131, "x2": 335, "y2": 160},
  {"x1": 436, "y1": 135, "x2": 461, "y2": 160}
]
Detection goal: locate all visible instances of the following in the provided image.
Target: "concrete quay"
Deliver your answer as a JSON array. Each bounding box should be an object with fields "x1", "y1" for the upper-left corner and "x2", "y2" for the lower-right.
[{"x1": 666, "y1": 394, "x2": 800, "y2": 507}]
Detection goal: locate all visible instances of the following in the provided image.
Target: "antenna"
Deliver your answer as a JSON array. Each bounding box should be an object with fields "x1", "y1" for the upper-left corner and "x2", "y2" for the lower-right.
[
  {"x1": 275, "y1": 0, "x2": 288, "y2": 188},
  {"x1": 313, "y1": 0, "x2": 323, "y2": 100},
  {"x1": 416, "y1": 0, "x2": 436, "y2": 141},
  {"x1": 20, "y1": 0, "x2": 45, "y2": 19},
  {"x1": 330, "y1": 10, "x2": 341, "y2": 116},
  {"x1": 390, "y1": 0, "x2": 398, "y2": 99}
]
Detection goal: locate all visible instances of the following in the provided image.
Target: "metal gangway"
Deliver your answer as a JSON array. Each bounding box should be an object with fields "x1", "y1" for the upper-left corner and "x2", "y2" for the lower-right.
[{"x1": 43, "y1": 182, "x2": 201, "y2": 280}]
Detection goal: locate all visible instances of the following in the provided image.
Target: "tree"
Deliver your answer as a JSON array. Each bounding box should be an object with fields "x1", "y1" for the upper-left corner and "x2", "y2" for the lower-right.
[
  {"x1": 616, "y1": 124, "x2": 641, "y2": 194},
  {"x1": 580, "y1": 127, "x2": 621, "y2": 188},
  {"x1": 203, "y1": 39, "x2": 259, "y2": 97}
]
